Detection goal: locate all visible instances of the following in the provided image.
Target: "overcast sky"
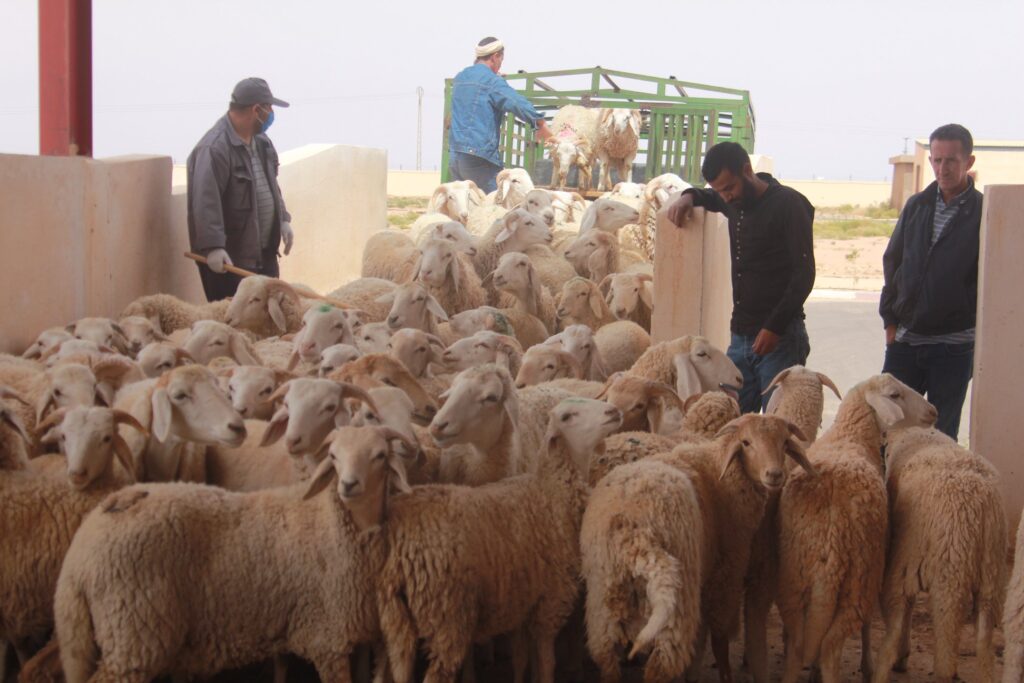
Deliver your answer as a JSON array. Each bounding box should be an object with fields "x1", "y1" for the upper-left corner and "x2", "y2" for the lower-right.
[{"x1": 1, "y1": 0, "x2": 1021, "y2": 180}]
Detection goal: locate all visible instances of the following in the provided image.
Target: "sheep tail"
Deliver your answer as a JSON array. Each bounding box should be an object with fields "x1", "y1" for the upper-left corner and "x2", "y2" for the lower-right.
[
  {"x1": 54, "y1": 581, "x2": 96, "y2": 683},
  {"x1": 627, "y1": 545, "x2": 680, "y2": 660}
]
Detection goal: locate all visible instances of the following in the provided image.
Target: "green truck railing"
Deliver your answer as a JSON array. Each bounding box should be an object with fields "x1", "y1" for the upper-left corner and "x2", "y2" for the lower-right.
[{"x1": 441, "y1": 66, "x2": 755, "y2": 188}]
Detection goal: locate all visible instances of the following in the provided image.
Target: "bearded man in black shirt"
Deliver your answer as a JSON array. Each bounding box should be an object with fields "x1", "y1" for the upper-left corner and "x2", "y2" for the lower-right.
[{"x1": 667, "y1": 142, "x2": 816, "y2": 413}]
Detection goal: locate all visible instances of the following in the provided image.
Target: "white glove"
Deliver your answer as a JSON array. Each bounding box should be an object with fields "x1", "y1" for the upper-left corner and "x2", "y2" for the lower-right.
[
  {"x1": 281, "y1": 221, "x2": 294, "y2": 255},
  {"x1": 206, "y1": 248, "x2": 232, "y2": 274}
]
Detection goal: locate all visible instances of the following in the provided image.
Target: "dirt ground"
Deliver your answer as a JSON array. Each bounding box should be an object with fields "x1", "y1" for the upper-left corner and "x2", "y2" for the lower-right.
[{"x1": 813, "y1": 236, "x2": 887, "y2": 284}]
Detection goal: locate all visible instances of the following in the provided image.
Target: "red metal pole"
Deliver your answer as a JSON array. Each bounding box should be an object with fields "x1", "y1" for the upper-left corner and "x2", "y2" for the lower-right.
[{"x1": 39, "y1": 0, "x2": 92, "y2": 157}]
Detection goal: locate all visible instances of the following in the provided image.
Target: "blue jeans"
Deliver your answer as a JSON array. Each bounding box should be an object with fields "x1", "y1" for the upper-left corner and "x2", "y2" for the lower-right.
[
  {"x1": 728, "y1": 319, "x2": 811, "y2": 414},
  {"x1": 882, "y1": 340, "x2": 973, "y2": 440},
  {"x1": 448, "y1": 151, "x2": 501, "y2": 193}
]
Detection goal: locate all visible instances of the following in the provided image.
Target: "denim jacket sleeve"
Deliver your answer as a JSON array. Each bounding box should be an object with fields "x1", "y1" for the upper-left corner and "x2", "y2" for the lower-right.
[{"x1": 489, "y1": 76, "x2": 542, "y2": 128}]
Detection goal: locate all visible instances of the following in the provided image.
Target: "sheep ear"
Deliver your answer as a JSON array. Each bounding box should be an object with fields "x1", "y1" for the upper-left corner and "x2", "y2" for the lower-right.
[
  {"x1": 580, "y1": 203, "x2": 597, "y2": 232},
  {"x1": 151, "y1": 387, "x2": 173, "y2": 443},
  {"x1": 450, "y1": 253, "x2": 462, "y2": 295},
  {"x1": 411, "y1": 251, "x2": 424, "y2": 281},
  {"x1": 230, "y1": 333, "x2": 261, "y2": 366},
  {"x1": 374, "y1": 290, "x2": 395, "y2": 306},
  {"x1": 94, "y1": 384, "x2": 114, "y2": 408},
  {"x1": 35, "y1": 389, "x2": 56, "y2": 423},
  {"x1": 267, "y1": 295, "x2": 288, "y2": 333},
  {"x1": 594, "y1": 372, "x2": 622, "y2": 400},
  {"x1": 639, "y1": 281, "x2": 654, "y2": 309},
  {"x1": 588, "y1": 344, "x2": 609, "y2": 381},
  {"x1": 175, "y1": 348, "x2": 195, "y2": 364},
  {"x1": 425, "y1": 295, "x2": 449, "y2": 322},
  {"x1": 587, "y1": 247, "x2": 609, "y2": 283},
  {"x1": 765, "y1": 384, "x2": 785, "y2": 415},
  {"x1": 260, "y1": 406, "x2": 290, "y2": 446},
  {"x1": 784, "y1": 434, "x2": 817, "y2": 477},
  {"x1": 1, "y1": 409, "x2": 30, "y2": 446},
  {"x1": 865, "y1": 391, "x2": 905, "y2": 428},
  {"x1": 673, "y1": 354, "x2": 702, "y2": 401},
  {"x1": 588, "y1": 286, "x2": 604, "y2": 319},
  {"x1": 150, "y1": 315, "x2": 169, "y2": 339},
  {"x1": 598, "y1": 275, "x2": 614, "y2": 296},
  {"x1": 112, "y1": 434, "x2": 138, "y2": 482},
  {"x1": 303, "y1": 455, "x2": 337, "y2": 500},
  {"x1": 719, "y1": 441, "x2": 743, "y2": 480},
  {"x1": 428, "y1": 186, "x2": 447, "y2": 213},
  {"x1": 495, "y1": 212, "x2": 519, "y2": 244},
  {"x1": 388, "y1": 456, "x2": 412, "y2": 494},
  {"x1": 628, "y1": 111, "x2": 641, "y2": 136}
]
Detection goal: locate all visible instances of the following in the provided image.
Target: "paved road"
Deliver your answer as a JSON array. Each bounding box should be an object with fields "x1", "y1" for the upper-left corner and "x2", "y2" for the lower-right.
[{"x1": 805, "y1": 297, "x2": 972, "y2": 440}]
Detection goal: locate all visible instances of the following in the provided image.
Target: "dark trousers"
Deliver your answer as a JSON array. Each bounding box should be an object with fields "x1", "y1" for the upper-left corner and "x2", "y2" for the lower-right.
[
  {"x1": 882, "y1": 340, "x2": 974, "y2": 440},
  {"x1": 197, "y1": 248, "x2": 279, "y2": 302},
  {"x1": 448, "y1": 152, "x2": 501, "y2": 194},
  {"x1": 728, "y1": 318, "x2": 811, "y2": 414}
]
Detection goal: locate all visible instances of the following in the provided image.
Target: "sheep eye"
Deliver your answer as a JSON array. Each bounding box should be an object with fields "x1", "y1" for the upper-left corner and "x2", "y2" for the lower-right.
[
  {"x1": 365, "y1": 412, "x2": 377, "y2": 421},
  {"x1": 102, "y1": 435, "x2": 112, "y2": 443},
  {"x1": 889, "y1": 392, "x2": 900, "y2": 399},
  {"x1": 324, "y1": 404, "x2": 338, "y2": 413},
  {"x1": 321, "y1": 365, "x2": 334, "y2": 373},
  {"x1": 173, "y1": 393, "x2": 188, "y2": 401},
  {"x1": 417, "y1": 347, "x2": 426, "y2": 353},
  {"x1": 484, "y1": 394, "x2": 499, "y2": 403},
  {"x1": 375, "y1": 451, "x2": 386, "y2": 460},
  {"x1": 157, "y1": 362, "x2": 172, "y2": 370},
  {"x1": 251, "y1": 297, "x2": 261, "y2": 303},
  {"x1": 741, "y1": 439, "x2": 751, "y2": 447},
  {"x1": 212, "y1": 340, "x2": 225, "y2": 347},
  {"x1": 634, "y1": 403, "x2": 645, "y2": 411},
  {"x1": 696, "y1": 351, "x2": 708, "y2": 358},
  {"x1": 560, "y1": 413, "x2": 572, "y2": 422},
  {"x1": 382, "y1": 379, "x2": 397, "y2": 387},
  {"x1": 260, "y1": 387, "x2": 272, "y2": 396},
  {"x1": 53, "y1": 388, "x2": 63, "y2": 397},
  {"x1": 333, "y1": 323, "x2": 345, "y2": 330}
]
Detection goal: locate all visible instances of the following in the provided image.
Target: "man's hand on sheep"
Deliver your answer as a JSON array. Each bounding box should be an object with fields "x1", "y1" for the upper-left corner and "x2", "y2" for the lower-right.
[
  {"x1": 667, "y1": 193, "x2": 696, "y2": 227},
  {"x1": 206, "y1": 248, "x2": 233, "y2": 274},
  {"x1": 281, "y1": 221, "x2": 294, "y2": 255},
  {"x1": 535, "y1": 119, "x2": 553, "y2": 142},
  {"x1": 752, "y1": 328, "x2": 780, "y2": 356}
]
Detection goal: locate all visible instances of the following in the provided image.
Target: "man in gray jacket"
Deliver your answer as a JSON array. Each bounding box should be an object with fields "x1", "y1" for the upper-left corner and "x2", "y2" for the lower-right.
[{"x1": 187, "y1": 77, "x2": 295, "y2": 301}]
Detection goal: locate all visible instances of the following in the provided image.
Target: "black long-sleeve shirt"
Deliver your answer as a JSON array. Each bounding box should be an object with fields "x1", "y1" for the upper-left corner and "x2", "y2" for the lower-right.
[{"x1": 685, "y1": 173, "x2": 815, "y2": 336}]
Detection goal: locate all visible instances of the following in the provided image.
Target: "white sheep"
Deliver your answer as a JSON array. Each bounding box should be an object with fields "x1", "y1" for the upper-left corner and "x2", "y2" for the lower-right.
[
  {"x1": 20, "y1": 328, "x2": 73, "y2": 361},
  {"x1": 363, "y1": 225, "x2": 479, "y2": 285},
  {"x1": 354, "y1": 321, "x2": 393, "y2": 354},
  {"x1": 634, "y1": 173, "x2": 691, "y2": 259},
  {"x1": 442, "y1": 331, "x2": 524, "y2": 378},
  {"x1": 113, "y1": 365, "x2": 246, "y2": 483},
  {"x1": 594, "y1": 372, "x2": 684, "y2": 434},
  {"x1": 325, "y1": 277, "x2": 398, "y2": 323},
  {"x1": 0, "y1": 388, "x2": 31, "y2": 470},
  {"x1": 446, "y1": 305, "x2": 549, "y2": 350},
  {"x1": 578, "y1": 198, "x2": 641, "y2": 234},
  {"x1": 627, "y1": 335, "x2": 744, "y2": 404},
  {"x1": 223, "y1": 276, "x2": 325, "y2": 338},
  {"x1": 380, "y1": 281, "x2": 449, "y2": 336},
  {"x1": 338, "y1": 396, "x2": 617, "y2": 683},
  {"x1": 387, "y1": 328, "x2": 447, "y2": 380},
  {"x1": 556, "y1": 278, "x2": 618, "y2": 330},
  {"x1": 872, "y1": 426, "x2": 1006, "y2": 683},
  {"x1": 581, "y1": 414, "x2": 813, "y2": 683},
  {"x1": 136, "y1": 341, "x2": 194, "y2": 378},
  {"x1": 470, "y1": 207, "x2": 554, "y2": 285},
  {"x1": 515, "y1": 344, "x2": 585, "y2": 389},
  {"x1": 493, "y1": 168, "x2": 535, "y2": 208},
  {"x1": 428, "y1": 364, "x2": 571, "y2": 485},
  {"x1": 318, "y1": 344, "x2": 362, "y2": 377},
  {"x1": 329, "y1": 353, "x2": 440, "y2": 428},
  {"x1": 1005, "y1": 513, "x2": 1024, "y2": 683},
  {"x1": 606, "y1": 181, "x2": 645, "y2": 200},
  {"x1": 595, "y1": 108, "x2": 641, "y2": 191},
  {"x1": 602, "y1": 272, "x2": 654, "y2": 331},
  {"x1": 66, "y1": 317, "x2": 131, "y2": 356},
  {"x1": 53, "y1": 436, "x2": 392, "y2": 682},
  {"x1": 0, "y1": 406, "x2": 143, "y2": 671},
  {"x1": 490, "y1": 252, "x2": 558, "y2": 333},
  {"x1": 428, "y1": 180, "x2": 487, "y2": 224},
  {"x1": 219, "y1": 365, "x2": 292, "y2": 420},
  {"x1": 517, "y1": 188, "x2": 557, "y2": 227},
  {"x1": 555, "y1": 321, "x2": 651, "y2": 377},
  {"x1": 777, "y1": 374, "x2": 938, "y2": 683},
  {"x1": 565, "y1": 230, "x2": 649, "y2": 283},
  {"x1": 183, "y1": 320, "x2": 261, "y2": 367},
  {"x1": 548, "y1": 105, "x2": 600, "y2": 191},
  {"x1": 290, "y1": 304, "x2": 355, "y2": 366},
  {"x1": 120, "y1": 293, "x2": 231, "y2": 335},
  {"x1": 415, "y1": 237, "x2": 488, "y2": 315},
  {"x1": 116, "y1": 316, "x2": 169, "y2": 357}
]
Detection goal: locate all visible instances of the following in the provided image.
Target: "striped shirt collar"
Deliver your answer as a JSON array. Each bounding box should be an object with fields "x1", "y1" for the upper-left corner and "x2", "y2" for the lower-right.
[{"x1": 935, "y1": 182, "x2": 971, "y2": 210}]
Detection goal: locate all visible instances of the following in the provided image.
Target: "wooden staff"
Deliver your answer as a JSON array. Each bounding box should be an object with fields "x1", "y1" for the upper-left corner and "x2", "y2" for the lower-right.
[{"x1": 184, "y1": 252, "x2": 350, "y2": 307}]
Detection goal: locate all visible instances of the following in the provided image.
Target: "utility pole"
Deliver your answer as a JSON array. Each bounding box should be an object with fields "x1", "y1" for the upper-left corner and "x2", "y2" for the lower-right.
[
  {"x1": 903, "y1": 137, "x2": 909, "y2": 154},
  {"x1": 416, "y1": 86, "x2": 424, "y2": 171}
]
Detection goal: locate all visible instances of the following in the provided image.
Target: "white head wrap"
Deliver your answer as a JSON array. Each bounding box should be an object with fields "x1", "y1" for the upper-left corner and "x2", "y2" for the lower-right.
[{"x1": 475, "y1": 38, "x2": 504, "y2": 58}]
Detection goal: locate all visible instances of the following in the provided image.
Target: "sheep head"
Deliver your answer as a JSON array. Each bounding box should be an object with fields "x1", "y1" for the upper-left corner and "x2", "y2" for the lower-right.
[
  {"x1": 36, "y1": 406, "x2": 147, "y2": 488},
  {"x1": 715, "y1": 414, "x2": 814, "y2": 490},
  {"x1": 546, "y1": 398, "x2": 623, "y2": 474},
  {"x1": 149, "y1": 365, "x2": 246, "y2": 446},
  {"x1": 430, "y1": 364, "x2": 518, "y2": 448},
  {"x1": 261, "y1": 378, "x2": 377, "y2": 456},
  {"x1": 184, "y1": 320, "x2": 260, "y2": 366},
  {"x1": 225, "y1": 276, "x2": 298, "y2": 334}
]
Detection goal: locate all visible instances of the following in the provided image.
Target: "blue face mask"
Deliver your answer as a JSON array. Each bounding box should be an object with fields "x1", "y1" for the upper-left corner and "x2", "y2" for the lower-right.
[{"x1": 257, "y1": 107, "x2": 275, "y2": 134}]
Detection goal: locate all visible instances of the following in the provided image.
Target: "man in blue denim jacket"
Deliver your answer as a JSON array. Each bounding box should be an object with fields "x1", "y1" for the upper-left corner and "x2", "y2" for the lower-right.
[{"x1": 448, "y1": 37, "x2": 552, "y2": 193}]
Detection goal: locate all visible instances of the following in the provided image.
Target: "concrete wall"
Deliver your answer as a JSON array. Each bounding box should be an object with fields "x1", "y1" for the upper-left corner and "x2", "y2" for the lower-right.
[
  {"x1": 0, "y1": 144, "x2": 387, "y2": 354},
  {"x1": 781, "y1": 179, "x2": 890, "y2": 208},
  {"x1": 970, "y1": 184, "x2": 1024, "y2": 537},
  {"x1": 0, "y1": 153, "x2": 186, "y2": 353},
  {"x1": 388, "y1": 170, "x2": 441, "y2": 197},
  {"x1": 650, "y1": 204, "x2": 732, "y2": 350}
]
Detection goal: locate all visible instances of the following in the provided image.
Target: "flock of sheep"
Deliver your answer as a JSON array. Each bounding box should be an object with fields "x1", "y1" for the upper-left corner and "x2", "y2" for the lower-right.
[{"x1": 0, "y1": 159, "x2": 1022, "y2": 683}]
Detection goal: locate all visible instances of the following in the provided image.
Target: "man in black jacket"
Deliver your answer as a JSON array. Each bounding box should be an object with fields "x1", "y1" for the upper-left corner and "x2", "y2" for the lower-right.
[
  {"x1": 880, "y1": 123, "x2": 980, "y2": 439},
  {"x1": 668, "y1": 142, "x2": 816, "y2": 413}
]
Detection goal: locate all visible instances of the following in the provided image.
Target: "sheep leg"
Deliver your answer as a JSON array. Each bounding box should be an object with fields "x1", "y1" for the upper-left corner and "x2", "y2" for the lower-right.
[
  {"x1": 313, "y1": 654, "x2": 353, "y2": 683},
  {"x1": 372, "y1": 640, "x2": 394, "y2": 683},
  {"x1": 779, "y1": 631, "x2": 803, "y2": 683},
  {"x1": 556, "y1": 599, "x2": 586, "y2": 683},
  {"x1": 273, "y1": 654, "x2": 288, "y2": 683},
  {"x1": 710, "y1": 634, "x2": 732, "y2": 683},
  {"x1": 597, "y1": 152, "x2": 611, "y2": 191},
  {"x1": 894, "y1": 600, "x2": 912, "y2": 672},
  {"x1": 458, "y1": 645, "x2": 476, "y2": 683},
  {"x1": 743, "y1": 587, "x2": 772, "y2": 683},
  {"x1": 871, "y1": 597, "x2": 909, "y2": 683},
  {"x1": 816, "y1": 642, "x2": 842, "y2": 683},
  {"x1": 533, "y1": 631, "x2": 559, "y2": 683},
  {"x1": 929, "y1": 597, "x2": 959, "y2": 683},
  {"x1": 684, "y1": 626, "x2": 707, "y2": 683},
  {"x1": 859, "y1": 621, "x2": 872, "y2": 683},
  {"x1": 975, "y1": 608, "x2": 995, "y2": 683},
  {"x1": 85, "y1": 665, "x2": 150, "y2": 683},
  {"x1": 507, "y1": 628, "x2": 528, "y2": 683}
]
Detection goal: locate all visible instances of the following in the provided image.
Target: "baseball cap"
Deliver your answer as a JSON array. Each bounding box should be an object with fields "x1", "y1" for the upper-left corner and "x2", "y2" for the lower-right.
[{"x1": 231, "y1": 78, "x2": 290, "y2": 108}]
